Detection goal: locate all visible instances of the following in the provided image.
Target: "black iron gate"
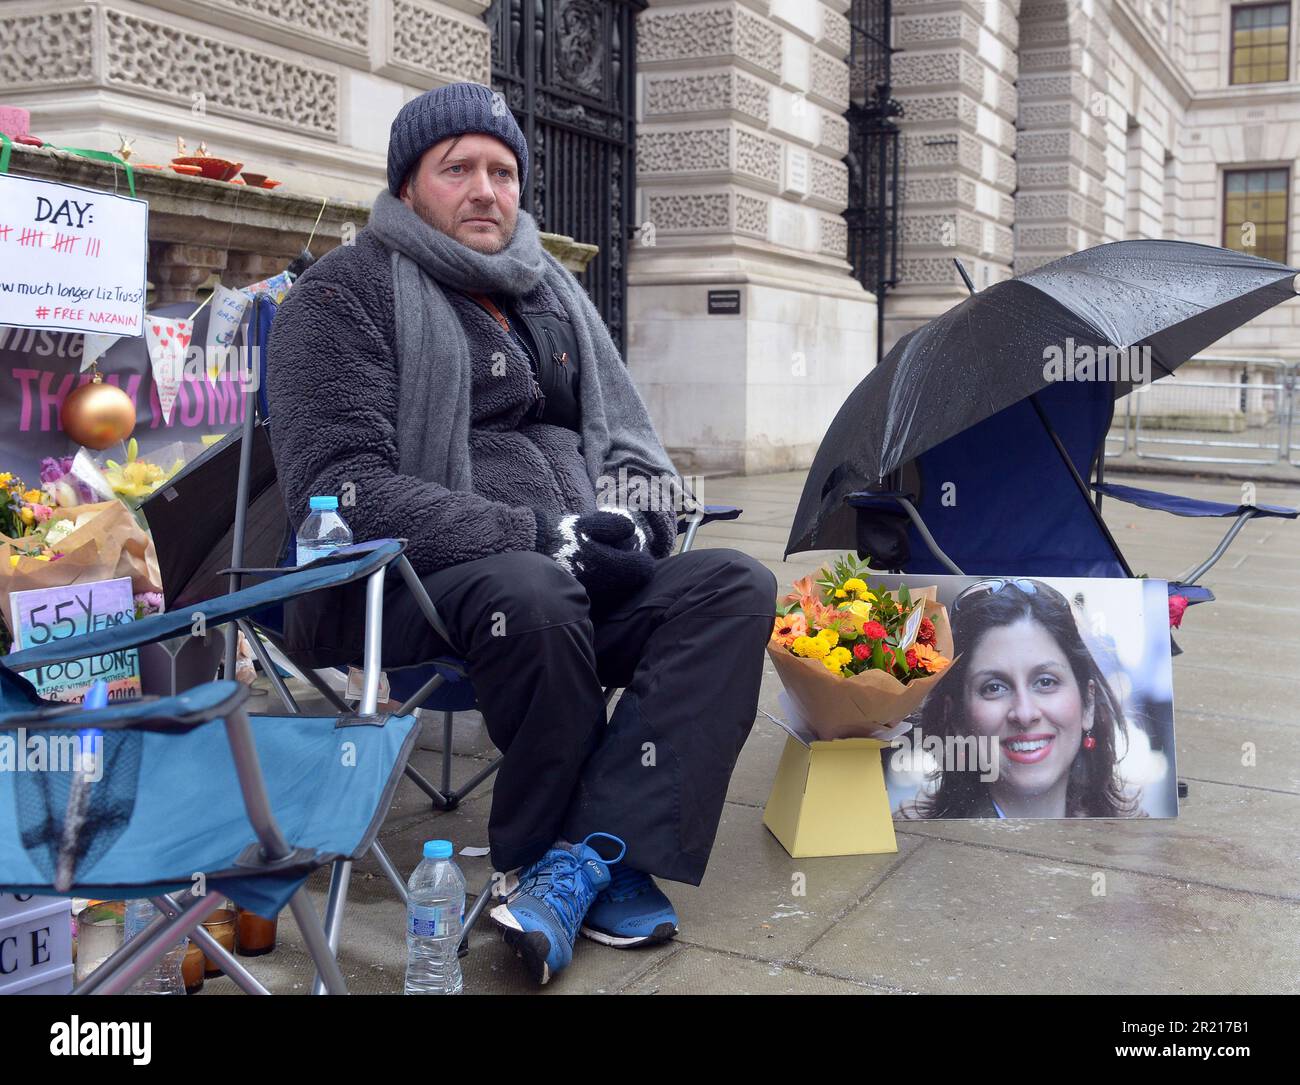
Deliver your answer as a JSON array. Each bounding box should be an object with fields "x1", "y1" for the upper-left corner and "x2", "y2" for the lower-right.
[
  {"x1": 487, "y1": 0, "x2": 645, "y2": 353},
  {"x1": 844, "y1": 0, "x2": 902, "y2": 362}
]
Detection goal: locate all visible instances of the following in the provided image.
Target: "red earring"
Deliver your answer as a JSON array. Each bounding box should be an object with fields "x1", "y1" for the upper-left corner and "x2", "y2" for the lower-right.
[{"x1": 1082, "y1": 731, "x2": 1096, "y2": 750}]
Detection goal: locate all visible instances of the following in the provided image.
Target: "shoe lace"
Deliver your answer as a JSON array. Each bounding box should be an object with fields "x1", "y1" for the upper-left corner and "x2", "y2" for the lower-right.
[{"x1": 518, "y1": 833, "x2": 628, "y2": 937}]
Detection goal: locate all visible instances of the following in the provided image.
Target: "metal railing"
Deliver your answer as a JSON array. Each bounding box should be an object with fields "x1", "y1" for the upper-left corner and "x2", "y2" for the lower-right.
[{"x1": 1104, "y1": 357, "x2": 1298, "y2": 467}]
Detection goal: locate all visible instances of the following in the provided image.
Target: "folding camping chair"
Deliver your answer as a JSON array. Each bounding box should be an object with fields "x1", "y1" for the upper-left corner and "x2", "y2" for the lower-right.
[
  {"x1": 193, "y1": 294, "x2": 744, "y2": 988},
  {"x1": 0, "y1": 539, "x2": 417, "y2": 995},
  {"x1": 840, "y1": 376, "x2": 1297, "y2": 596}
]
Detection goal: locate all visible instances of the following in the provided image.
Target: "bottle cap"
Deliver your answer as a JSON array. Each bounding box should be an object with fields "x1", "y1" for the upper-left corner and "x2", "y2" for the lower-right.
[
  {"x1": 309, "y1": 495, "x2": 339, "y2": 511},
  {"x1": 423, "y1": 840, "x2": 453, "y2": 860}
]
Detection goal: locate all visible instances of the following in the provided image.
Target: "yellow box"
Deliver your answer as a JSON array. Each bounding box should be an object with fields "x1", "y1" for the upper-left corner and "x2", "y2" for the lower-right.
[{"x1": 762, "y1": 734, "x2": 898, "y2": 858}]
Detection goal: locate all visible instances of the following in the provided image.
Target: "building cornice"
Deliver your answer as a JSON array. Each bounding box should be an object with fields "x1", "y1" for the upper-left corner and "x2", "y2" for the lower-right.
[{"x1": 1112, "y1": 0, "x2": 1195, "y2": 110}]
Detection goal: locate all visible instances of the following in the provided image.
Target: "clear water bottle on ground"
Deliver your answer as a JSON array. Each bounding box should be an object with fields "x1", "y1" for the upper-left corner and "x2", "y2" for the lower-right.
[
  {"x1": 123, "y1": 899, "x2": 188, "y2": 995},
  {"x1": 296, "y1": 495, "x2": 352, "y2": 565},
  {"x1": 404, "y1": 840, "x2": 465, "y2": 995}
]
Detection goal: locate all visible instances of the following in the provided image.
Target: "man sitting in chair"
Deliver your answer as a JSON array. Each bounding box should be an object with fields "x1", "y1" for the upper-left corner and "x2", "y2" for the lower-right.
[{"x1": 267, "y1": 82, "x2": 777, "y2": 985}]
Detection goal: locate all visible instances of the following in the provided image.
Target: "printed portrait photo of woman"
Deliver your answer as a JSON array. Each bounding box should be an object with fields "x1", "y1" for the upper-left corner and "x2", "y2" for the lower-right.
[{"x1": 891, "y1": 577, "x2": 1176, "y2": 820}]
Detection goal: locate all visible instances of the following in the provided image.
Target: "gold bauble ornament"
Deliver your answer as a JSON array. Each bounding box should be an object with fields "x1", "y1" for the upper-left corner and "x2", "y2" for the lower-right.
[{"x1": 60, "y1": 372, "x2": 136, "y2": 449}]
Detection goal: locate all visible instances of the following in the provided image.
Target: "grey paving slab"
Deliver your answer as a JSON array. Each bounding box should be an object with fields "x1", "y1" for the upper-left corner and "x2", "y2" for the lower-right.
[
  {"x1": 1173, "y1": 709, "x2": 1300, "y2": 793},
  {"x1": 624, "y1": 944, "x2": 884, "y2": 994},
  {"x1": 797, "y1": 839, "x2": 1300, "y2": 994},
  {"x1": 459, "y1": 926, "x2": 677, "y2": 994},
  {"x1": 1173, "y1": 664, "x2": 1300, "y2": 722},
  {"x1": 891, "y1": 777, "x2": 1300, "y2": 898},
  {"x1": 724, "y1": 713, "x2": 792, "y2": 809},
  {"x1": 667, "y1": 802, "x2": 924, "y2": 962}
]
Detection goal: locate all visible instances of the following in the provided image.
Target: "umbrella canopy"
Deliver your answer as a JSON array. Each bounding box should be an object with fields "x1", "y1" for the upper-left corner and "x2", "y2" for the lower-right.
[{"x1": 788, "y1": 240, "x2": 1298, "y2": 556}]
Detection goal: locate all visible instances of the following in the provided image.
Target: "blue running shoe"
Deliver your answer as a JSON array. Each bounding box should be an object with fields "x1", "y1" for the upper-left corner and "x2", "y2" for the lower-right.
[
  {"x1": 489, "y1": 833, "x2": 626, "y2": 984},
  {"x1": 581, "y1": 866, "x2": 679, "y2": 948}
]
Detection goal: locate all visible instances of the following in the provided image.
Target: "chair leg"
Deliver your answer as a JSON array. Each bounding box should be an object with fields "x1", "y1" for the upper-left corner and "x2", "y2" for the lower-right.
[
  {"x1": 445, "y1": 755, "x2": 502, "y2": 806},
  {"x1": 154, "y1": 894, "x2": 271, "y2": 995},
  {"x1": 371, "y1": 840, "x2": 410, "y2": 904},
  {"x1": 80, "y1": 892, "x2": 225, "y2": 995},
  {"x1": 458, "y1": 872, "x2": 499, "y2": 956},
  {"x1": 290, "y1": 888, "x2": 349, "y2": 996},
  {"x1": 441, "y1": 711, "x2": 454, "y2": 795},
  {"x1": 309, "y1": 859, "x2": 352, "y2": 995},
  {"x1": 404, "y1": 763, "x2": 452, "y2": 809}
]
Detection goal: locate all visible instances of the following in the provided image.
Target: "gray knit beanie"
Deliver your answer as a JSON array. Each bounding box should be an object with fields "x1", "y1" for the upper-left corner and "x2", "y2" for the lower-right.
[{"x1": 386, "y1": 82, "x2": 529, "y2": 196}]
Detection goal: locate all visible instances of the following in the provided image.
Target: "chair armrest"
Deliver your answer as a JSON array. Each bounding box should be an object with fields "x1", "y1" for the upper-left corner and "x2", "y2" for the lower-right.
[
  {"x1": 1094, "y1": 482, "x2": 1297, "y2": 519},
  {"x1": 0, "y1": 679, "x2": 248, "y2": 733},
  {"x1": 2, "y1": 539, "x2": 406, "y2": 674},
  {"x1": 676, "y1": 504, "x2": 742, "y2": 533},
  {"x1": 845, "y1": 490, "x2": 914, "y2": 511}
]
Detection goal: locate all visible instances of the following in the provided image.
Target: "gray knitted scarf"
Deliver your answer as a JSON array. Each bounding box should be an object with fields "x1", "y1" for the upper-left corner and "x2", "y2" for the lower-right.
[{"x1": 367, "y1": 189, "x2": 682, "y2": 506}]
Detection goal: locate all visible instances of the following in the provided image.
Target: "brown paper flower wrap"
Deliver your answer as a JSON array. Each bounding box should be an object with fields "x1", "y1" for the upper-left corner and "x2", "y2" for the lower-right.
[
  {"x1": 767, "y1": 586, "x2": 957, "y2": 741},
  {"x1": 0, "y1": 501, "x2": 163, "y2": 635}
]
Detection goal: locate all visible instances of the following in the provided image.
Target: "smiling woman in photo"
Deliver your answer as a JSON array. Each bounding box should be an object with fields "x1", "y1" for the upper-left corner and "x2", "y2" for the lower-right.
[{"x1": 900, "y1": 578, "x2": 1140, "y2": 819}]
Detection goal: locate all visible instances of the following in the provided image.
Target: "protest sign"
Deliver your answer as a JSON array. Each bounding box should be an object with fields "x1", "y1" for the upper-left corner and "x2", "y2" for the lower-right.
[
  {"x1": 0, "y1": 174, "x2": 148, "y2": 337},
  {"x1": 8, "y1": 576, "x2": 141, "y2": 703}
]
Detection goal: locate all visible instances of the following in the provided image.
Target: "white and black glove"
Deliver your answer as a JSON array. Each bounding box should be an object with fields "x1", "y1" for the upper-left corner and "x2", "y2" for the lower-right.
[{"x1": 534, "y1": 505, "x2": 657, "y2": 599}]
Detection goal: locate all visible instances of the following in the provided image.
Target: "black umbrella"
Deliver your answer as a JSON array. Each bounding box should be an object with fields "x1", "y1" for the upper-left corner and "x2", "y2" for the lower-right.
[{"x1": 788, "y1": 240, "x2": 1299, "y2": 556}]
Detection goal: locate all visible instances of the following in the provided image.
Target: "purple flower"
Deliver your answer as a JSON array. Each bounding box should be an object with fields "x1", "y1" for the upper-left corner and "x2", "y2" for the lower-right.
[
  {"x1": 38, "y1": 456, "x2": 75, "y2": 485},
  {"x1": 133, "y1": 591, "x2": 165, "y2": 618}
]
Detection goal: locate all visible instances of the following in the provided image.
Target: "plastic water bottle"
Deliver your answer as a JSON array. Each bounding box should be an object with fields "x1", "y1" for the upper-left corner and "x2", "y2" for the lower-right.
[
  {"x1": 123, "y1": 899, "x2": 187, "y2": 995},
  {"x1": 296, "y1": 495, "x2": 352, "y2": 565},
  {"x1": 404, "y1": 840, "x2": 465, "y2": 995}
]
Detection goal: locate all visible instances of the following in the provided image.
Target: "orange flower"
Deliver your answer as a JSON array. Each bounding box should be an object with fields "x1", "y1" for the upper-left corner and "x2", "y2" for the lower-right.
[
  {"x1": 780, "y1": 574, "x2": 817, "y2": 607},
  {"x1": 771, "y1": 612, "x2": 808, "y2": 648},
  {"x1": 912, "y1": 642, "x2": 950, "y2": 673}
]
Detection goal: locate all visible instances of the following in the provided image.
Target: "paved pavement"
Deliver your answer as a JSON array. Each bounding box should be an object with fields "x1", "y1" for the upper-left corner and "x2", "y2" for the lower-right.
[{"x1": 204, "y1": 467, "x2": 1300, "y2": 996}]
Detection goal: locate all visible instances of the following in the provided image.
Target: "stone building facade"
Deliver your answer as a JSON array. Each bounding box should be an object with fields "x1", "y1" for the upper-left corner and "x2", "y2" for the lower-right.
[
  {"x1": 3, "y1": 0, "x2": 1297, "y2": 474},
  {"x1": 891, "y1": 0, "x2": 1300, "y2": 363}
]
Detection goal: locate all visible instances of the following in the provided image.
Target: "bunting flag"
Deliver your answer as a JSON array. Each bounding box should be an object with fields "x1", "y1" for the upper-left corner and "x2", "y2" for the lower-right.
[
  {"x1": 204, "y1": 285, "x2": 250, "y2": 385},
  {"x1": 143, "y1": 316, "x2": 192, "y2": 424},
  {"x1": 80, "y1": 332, "x2": 123, "y2": 372}
]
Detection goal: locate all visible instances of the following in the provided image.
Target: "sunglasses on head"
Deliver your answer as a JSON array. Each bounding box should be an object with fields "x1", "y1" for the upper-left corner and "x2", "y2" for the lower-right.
[{"x1": 951, "y1": 577, "x2": 1042, "y2": 617}]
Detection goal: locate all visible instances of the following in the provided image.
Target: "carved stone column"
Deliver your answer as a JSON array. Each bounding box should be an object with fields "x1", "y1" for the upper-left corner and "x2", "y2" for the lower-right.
[
  {"x1": 223, "y1": 251, "x2": 289, "y2": 289},
  {"x1": 628, "y1": 0, "x2": 873, "y2": 476},
  {"x1": 150, "y1": 242, "x2": 229, "y2": 305}
]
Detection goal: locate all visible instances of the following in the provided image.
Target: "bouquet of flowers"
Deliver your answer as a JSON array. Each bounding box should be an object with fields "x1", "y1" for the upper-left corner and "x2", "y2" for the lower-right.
[
  {"x1": 768, "y1": 553, "x2": 956, "y2": 740},
  {"x1": 0, "y1": 484, "x2": 163, "y2": 639}
]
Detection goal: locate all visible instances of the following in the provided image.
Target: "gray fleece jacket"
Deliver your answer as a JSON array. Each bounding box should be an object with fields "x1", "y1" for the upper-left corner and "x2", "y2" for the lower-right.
[{"x1": 266, "y1": 228, "x2": 676, "y2": 581}]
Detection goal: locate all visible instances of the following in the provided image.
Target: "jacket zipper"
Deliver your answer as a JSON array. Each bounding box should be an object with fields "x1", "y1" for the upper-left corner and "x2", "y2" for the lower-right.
[{"x1": 466, "y1": 290, "x2": 547, "y2": 421}]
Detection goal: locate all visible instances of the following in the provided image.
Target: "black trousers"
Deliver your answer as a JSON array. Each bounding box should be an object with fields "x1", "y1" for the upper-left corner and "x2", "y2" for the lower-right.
[{"x1": 379, "y1": 547, "x2": 777, "y2": 885}]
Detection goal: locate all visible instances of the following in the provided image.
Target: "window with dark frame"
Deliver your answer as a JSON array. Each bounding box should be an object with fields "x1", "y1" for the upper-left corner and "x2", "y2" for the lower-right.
[
  {"x1": 1229, "y1": 2, "x2": 1292, "y2": 84},
  {"x1": 1222, "y1": 168, "x2": 1290, "y2": 264}
]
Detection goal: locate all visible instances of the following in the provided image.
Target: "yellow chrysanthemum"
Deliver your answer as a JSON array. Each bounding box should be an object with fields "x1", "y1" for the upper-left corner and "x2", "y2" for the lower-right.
[
  {"x1": 822, "y1": 656, "x2": 845, "y2": 674},
  {"x1": 843, "y1": 577, "x2": 866, "y2": 593},
  {"x1": 816, "y1": 627, "x2": 839, "y2": 645},
  {"x1": 792, "y1": 635, "x2": 829, "y2": 660},
  {"x1": 834, "y1": 588, "x2": 847, "y2": 598}
]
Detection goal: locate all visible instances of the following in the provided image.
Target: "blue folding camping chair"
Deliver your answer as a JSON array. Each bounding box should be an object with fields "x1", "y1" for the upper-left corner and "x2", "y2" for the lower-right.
[
  {"x1": 842, "y1": 374, "x2": 1297, "y2": 605},
  {"x1": 0, "y1": 539, "x2": 417, "y2": 994}
]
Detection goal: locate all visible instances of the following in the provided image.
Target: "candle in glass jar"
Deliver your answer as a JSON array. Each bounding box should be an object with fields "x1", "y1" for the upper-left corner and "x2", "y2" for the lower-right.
[
  {"x1": 235, "y1": 906, "x2": 278, "y2": 957},
  {"x1": 200, "y1": 908, "x2": 237, "y2": 976}
]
